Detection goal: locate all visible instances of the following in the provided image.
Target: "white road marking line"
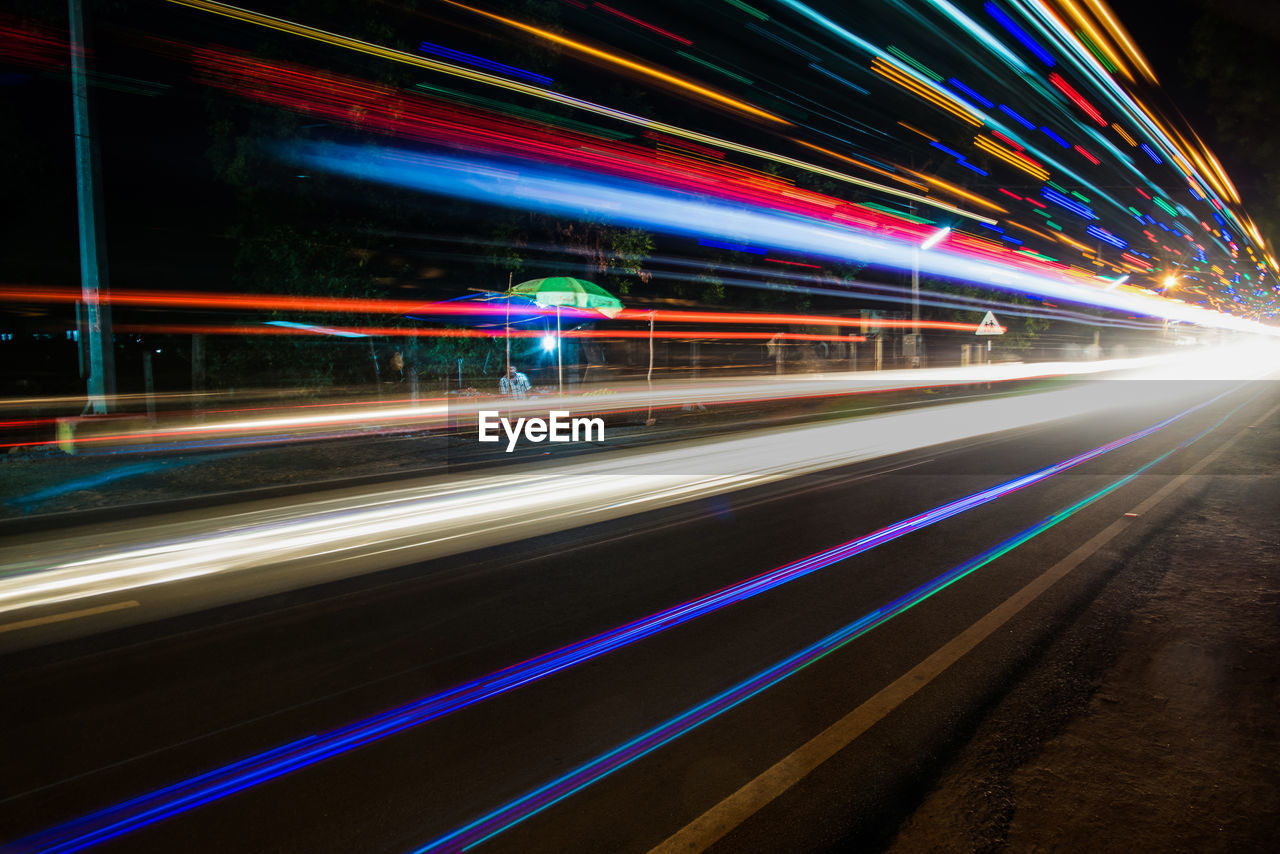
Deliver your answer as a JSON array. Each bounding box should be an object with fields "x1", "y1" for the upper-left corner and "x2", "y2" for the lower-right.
[
  {"x1": 0, "y1": 599, "x2": 140, "y2": 634},
  {"x1": 650, "y1": 398, "x2": 1278, "y2": 854}
]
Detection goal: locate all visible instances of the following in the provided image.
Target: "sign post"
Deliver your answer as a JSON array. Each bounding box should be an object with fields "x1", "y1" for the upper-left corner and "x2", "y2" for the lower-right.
[{"x1": 975, "y1": 311, "x2": 1004, "y2": 365}]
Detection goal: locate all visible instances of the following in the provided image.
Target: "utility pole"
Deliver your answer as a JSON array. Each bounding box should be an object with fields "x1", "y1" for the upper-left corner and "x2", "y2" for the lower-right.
[
  {"x1": 70, "y1": 0, "x2": 115, "y2": 413},
  {"x1": 908, "y1": 244, "x2": 923, "y2": 369},
  {"x1": 911, "y1": 247, "x2": 921, "y2": 336},
  {"x1": 505, "y1": 270, "x2": 512, "y2": 381},
  {"x1": 906, "y1": 193, "x2": 924, "y2": 369},
  {"x1": 908, "y1": 196, "x2": 921, "y2": 369}
]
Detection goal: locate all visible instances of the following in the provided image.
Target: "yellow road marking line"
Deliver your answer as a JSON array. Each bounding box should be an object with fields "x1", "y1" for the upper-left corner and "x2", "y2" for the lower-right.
[
  {"x1": 0, "y1": 600, "x2": 140, "y2": 634},
  {"x1": 651, "y1": 396, "x2": 1277, "y2": 854}
]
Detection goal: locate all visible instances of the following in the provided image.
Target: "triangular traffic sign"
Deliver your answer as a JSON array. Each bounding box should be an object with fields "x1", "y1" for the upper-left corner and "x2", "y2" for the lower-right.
[{"x1": 975, "y1": 310, "x2": 1004, "y2": 335}]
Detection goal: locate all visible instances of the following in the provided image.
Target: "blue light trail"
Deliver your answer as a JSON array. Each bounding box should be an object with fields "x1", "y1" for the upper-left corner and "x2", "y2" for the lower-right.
[
  {"x1": 417, "y1": 41, "x2": 552, "y2": 85},
  {"x1": 412, "y1": 390, "x2": 1253, "y2": 852},
  {"x1": 14, "y1": 391, "x2": 1232, "y2": 853}
]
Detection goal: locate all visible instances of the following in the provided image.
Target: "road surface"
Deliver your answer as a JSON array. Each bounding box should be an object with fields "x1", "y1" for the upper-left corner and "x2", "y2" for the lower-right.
[{"x1": 1, "y1": 372, "x2": 1274, "y2": 853}]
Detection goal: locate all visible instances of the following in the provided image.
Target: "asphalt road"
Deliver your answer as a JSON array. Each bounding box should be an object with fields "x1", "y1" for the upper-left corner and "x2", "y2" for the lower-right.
[{"x1": 1, "y1": 377, "x2": 1273, "y2": 853}]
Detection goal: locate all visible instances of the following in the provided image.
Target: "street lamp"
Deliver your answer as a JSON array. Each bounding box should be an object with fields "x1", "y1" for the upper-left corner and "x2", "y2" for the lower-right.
[
  {"x1": 913, "y1": 225, "x2": 951, "y2": 332},
  {"x1": 1158, "y1": 274, "x2": 1180, "y2": 338},
  {"x1": 909, "y1": 225, "x2": 951, "y2": 366},
  {"x1": 920, "y1": 225, "x2": 951, "y2": 251}
]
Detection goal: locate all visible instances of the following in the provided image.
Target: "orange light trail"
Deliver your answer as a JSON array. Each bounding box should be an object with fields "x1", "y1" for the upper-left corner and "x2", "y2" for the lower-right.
[
  {"x1": 0, "y1": 287, "x2": 993, "y2": 332},
  {"x1": 896, "y1": 122, "x2": 939, "y2": 142},
  {"x1": 973, "y1": 135, "x2": 1051, "y2": 181},
  {"x1": 1196, "y1": 140, "x2": 1242, "y2": 205},
  {"x1": 112, "y1": 325, "x2": 874, "y2": 343},
  {"x1": 1078, "y1": 0, "x2": 1158, "y2": 83},
  {"x1": 440, "y1": 0, "x2": 785, "y2": 124},
  {"x1": 1158, "y1": 121, "x2": 1229, "y2": 198},
  {"x1": 1053, "y1": 232, "x2": 1093, "y2": 254},
  {"x1": 1053, "y1": 0, "x2": 1133, "y2": 80},
  {"x1": 1004, "y1": 219, "x2": 1059, "y2": 244},
  {"x1": 872, "y1": 58, "x2": 983, "y2": 127},
  {"x1": 901, "y1": 168, "x2": 1009, "y2": 214},
  {"x1": 792, "y1": 140, "x2": 929, "y2": 191},
  {"x1": 1110, "y1": 122, "x2": 1136, "y2": 146}
]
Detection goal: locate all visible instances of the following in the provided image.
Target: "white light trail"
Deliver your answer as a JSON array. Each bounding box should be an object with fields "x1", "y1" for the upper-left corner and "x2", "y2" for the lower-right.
[
  {"x1": 291, "y1": 142, "x2": 1280, "y2": 337},
  {"x1": 1, "y1": 345, "x2": 1274, "y2": 621}
]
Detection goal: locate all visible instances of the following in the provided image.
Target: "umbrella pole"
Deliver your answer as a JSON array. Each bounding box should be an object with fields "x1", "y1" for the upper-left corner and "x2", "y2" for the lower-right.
[
  {"x1": 556, "y1": 304, "x2": 563, "y2": 395},
  {"x1": 646, "y1": 310, "x2": 656, "y2": 426},
  {"x1": 505, "y1": 272, "x2": 512, "y2": 387},
  {"x1": 647, "y1": 311, "x2": 655, "y2": 384}
]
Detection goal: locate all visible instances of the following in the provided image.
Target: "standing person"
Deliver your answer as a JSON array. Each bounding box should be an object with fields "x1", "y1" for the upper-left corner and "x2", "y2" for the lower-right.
[{"x1": 499, "y1": 364, "x2": 531, "y2": 399}]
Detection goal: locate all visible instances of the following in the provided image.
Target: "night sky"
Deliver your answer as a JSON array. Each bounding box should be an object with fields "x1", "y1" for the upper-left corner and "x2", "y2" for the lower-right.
[
  {"x1": 1111, "y1": 0, "x2": 1280, "y2": 203},
  {"x1": 4, "y1": 0, "x2": 1278, "y2": 348}
]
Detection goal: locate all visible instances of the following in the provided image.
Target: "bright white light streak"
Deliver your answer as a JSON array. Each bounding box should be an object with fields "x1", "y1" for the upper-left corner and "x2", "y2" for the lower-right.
[
  {"x1": 166, "y1": 402, "x2": 448, "y2": 434},
  {"x1": 1, "y1": 344, "x2": 1274, "y2": 617},
  {"x1": 921, "y1": 225, "x2": 952, "y2": 250},
  {"x1": 43, "y1": 358, "x2": 1163, "y2": 451},
  {"x1": 289, "y1": 142, "x2": 1280, "y2": 337}
]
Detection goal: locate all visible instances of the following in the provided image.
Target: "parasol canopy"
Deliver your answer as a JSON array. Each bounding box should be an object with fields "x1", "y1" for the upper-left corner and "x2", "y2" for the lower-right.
[{"x1": 508, "y1": 277, "x2": 624, "y2": 318}]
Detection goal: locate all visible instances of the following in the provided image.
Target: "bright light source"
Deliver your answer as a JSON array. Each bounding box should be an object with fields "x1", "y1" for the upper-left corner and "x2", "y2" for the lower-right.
[
  {"x1": 1163, "y1": 275, "x2": 1178, "y2": 289},
  {"x1": 541, "y1": 335, "x2": 557, "y2": 352},
  {"x1": 920, "y1": 226, "x2": 951, "y2": 251}
]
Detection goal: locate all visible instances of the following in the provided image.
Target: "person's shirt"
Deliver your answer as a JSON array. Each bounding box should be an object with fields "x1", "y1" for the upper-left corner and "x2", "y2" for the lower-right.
[{"x1": 500, "y1": 371, "x2": 531, "y2": 399}]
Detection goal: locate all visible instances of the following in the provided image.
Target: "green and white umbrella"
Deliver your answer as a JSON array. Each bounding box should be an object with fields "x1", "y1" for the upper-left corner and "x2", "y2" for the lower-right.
[
  {"x1": 508, "y1": 276, "x2": 624, "y2": 318},
  {"x1": 507, "y1": 277, "x2": 624, "y2": 393}
]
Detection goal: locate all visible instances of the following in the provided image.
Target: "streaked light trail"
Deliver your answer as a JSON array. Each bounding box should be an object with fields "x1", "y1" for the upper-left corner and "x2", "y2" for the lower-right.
[
  {"x1": 1, "y1": 358, "x2": 1172, "y2": 454},
  {"x1": 161, "y1": 0, "x2": 987, "y2": 220},
  {"x1": 413, "y1": 388, "x2": 1255, "y2": 853},
  {"x1": 12, "y1": 382, "x2": 1244, "y2": 853},
  {"x1": 286, "y1": 141, "x2": 1279, "y2": 335}
]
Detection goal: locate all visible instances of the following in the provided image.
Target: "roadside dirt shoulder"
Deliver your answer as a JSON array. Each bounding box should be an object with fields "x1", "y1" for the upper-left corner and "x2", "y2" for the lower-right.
[{"x1": 886, "y1": 413, "x2": 1280, "y2": 852}]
